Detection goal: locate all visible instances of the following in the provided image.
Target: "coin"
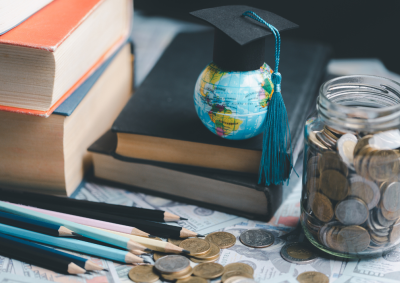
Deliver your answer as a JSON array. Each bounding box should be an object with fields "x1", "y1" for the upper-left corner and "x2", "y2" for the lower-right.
[
  {"x1": 367, "y1": 209, "x2": 391, "y2": 236},
  {"x1": 280, "y1": 242, "x2": 317, "y2": 264},
  {"x1": 306, "y1": 177, "x2": 320, "y2": 195},
  {"x1": 376, "y1": 208, "x2": 396, "y2": 227},
  {"x1": 335, "y1": 197, "x2": 369, "y2": 225},
  {"x1": 381, "y1": 205, "x2": 400, "y2": 221},
  {"x1": 128, "y1": 265, "x2": 160, "y2": 283},
  {"x1": 309, "y1": 131, "x2": 328, "y2": 150},
  {"x1": 320, "y1": 170, "x2": 349, "y2": 201},
  {"x1": 307, "y1": 156, "x2": 321, "y2": 177},
  {"x1": 354, "y1": 146, "x2": 375, "y2": 178},
  {"x1": 297, "y1": 271, "x2": 329, "y2": 283},
  {"x1": 349, "y1": 175, "x2": 380, "y2": 209},
  {"x1": 193, "y1": 242, "x2": 220, "y2": 260},
  {"x1": 309, "y1": 192, "x2": 334, "y2": 222},
  {"x1": 161, "y1": 266, "x2": 193, "y2": 281},
  {"x1": 154, "y1": 255, "x2": 190, "y2": 274},
  {"x1": 180, "y1": 238, "x2": 211, "y2": 256},
  {"x1": 324, "y1": 126, "x2": 340, "y2": 141},
  {"x1": 389, "y1": 218, "x2": 400, "y2": 243},
  {"x1": 337, "y1": 133, "x2": 358, "y2": 167},
  {"x1": 224, "y1": 263, "x2": 254, "y2": 276},
  {"x1": 193, "y1": 262, "x2": 224, "y2": 279},
  {"x1": 224, "y1": 277, "x2": 257, "y2": 283},
  {"x1": 369, "y1": 150, "x2": 400, "y2": 182},
  {"x1": 325, "y1": 225, "x2": 342, "y2": 250},
  {"x1": 353, "y1": 135, "x2": 373, "y2": 156},
  {"x1": 205, "y1": 232, "x2": 236, "y2": 249},
  {"x1": 318, "y1": 151, "x2": 348, "y2": 175},
  {"x1": 381, "y1": 182, "x2": 400, "y2": 212},
  {"x1": 176, "y1": 277, "x2": 208, "y2": 283},
  {"x1": 335, "y1": 226, "x2": 370, "y2": 253},
  {"x1": 221, "y1": 271, "x2": 253, "y2": 282},
  {"x1": 316, "y1": 131, "x2": 335, "y2": 149},
  {"x1": 189, "y1": 256, "x2": 219, "y2": 263},
  {"x1": 239, "y1": 229, "x2": 275, "y2": 248},
  {"x1": 168, "y1": 238, "x2": 185, "y2": 246},
  {"x1": 325, "y1": 125, "x2": 347, "y2": 136},
  {"x1": 153, "y1": 252, "x2": 173, "y2": 261}
]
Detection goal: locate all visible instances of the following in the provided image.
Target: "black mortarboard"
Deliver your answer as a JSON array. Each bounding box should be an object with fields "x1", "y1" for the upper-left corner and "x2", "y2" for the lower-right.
[{"x1": 190, "y1": 6, "x2": 298, "y2": 71}]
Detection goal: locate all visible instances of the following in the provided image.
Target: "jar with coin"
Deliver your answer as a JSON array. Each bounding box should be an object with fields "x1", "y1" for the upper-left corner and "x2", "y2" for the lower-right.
[{"x1": 301, "y1": 75, "x2": 400, "y2": 258}]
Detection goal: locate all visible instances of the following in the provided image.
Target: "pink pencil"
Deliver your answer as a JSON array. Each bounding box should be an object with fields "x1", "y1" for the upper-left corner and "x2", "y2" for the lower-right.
[{"x1": 9, "y1": 202, "x2": 151, "y2": 238}]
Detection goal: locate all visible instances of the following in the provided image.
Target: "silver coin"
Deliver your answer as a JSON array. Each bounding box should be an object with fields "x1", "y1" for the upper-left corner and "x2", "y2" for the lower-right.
[
  {"x1": 367, "y1": 209, "x2": 390, "y2": 237},
  {"x1": 316, "y1": 131, "x2": 335, "y2": 149},
  {"x1": 337, "y1": 134, "x2": 358, "y2": 167},
  {"x1": 154, "y1": 255, "x2": 190, "y2": 273},
  {"x1": 335, "y1": 197, "x2": 369, "y2": 225},
  {"x1": 239, "y1": 229, "x2": 275, "y2": 248},
  {"x1": 382, "y1": 182, "x2": 400, "y2": 212},
  {"x1": 376, "y1": 208, "x2": 396, "y2": 227},
  {"x1": 280, "y1": 242, "x2": 317, "y2": 264},
  {"x1": 348, "y1": 175, "x2": 380, "y2": 210}
]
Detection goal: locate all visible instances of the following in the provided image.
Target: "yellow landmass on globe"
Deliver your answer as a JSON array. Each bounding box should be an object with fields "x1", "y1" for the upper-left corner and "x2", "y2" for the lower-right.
[
  {"x1": 208, "y1": 111, "x2": 243, "y2": 137},
  {"x1": 199, "y1": 63, "x2": 226, "y2": 97}
]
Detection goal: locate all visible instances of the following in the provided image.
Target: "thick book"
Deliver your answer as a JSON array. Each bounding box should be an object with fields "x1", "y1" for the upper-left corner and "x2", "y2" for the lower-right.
[
  {"x1": 0, "y1": 43, "x2": 133, "y2": 195},
  {"x1": 89, "y1": 130, "x2": 286, "y2": 221},
  {"x1": 112, "y1": 31, "x2": 331, "y2": 175},
  {"x1": 0, "y1": 0, "x2": 132, "y2": 116}
]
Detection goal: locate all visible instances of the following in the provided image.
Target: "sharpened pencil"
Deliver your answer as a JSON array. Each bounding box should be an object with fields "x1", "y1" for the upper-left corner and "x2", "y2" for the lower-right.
[
  {"x1": 0, "y1": 223, "x2": 146, "y2": 264},
  {"x1": 0, "y1": 210, "x2": 77, "y2": 237},
  {"x1": 3, "y1": 200, "x2": 199, "y2": 238},
  {"x1": 0, "y1": 201, "x2": 152, "y2": 259},
  {"x1": 0, "y1": 232, "x2": 102, "y2": 271},
  {"x1": 0, "y1": 188, "x2": 183, "y2": 222}
]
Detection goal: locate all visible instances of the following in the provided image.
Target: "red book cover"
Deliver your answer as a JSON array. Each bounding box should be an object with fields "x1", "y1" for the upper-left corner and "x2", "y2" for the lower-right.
[{"x1": 0, "y1": 0, "x2": 131, "y2": 117}]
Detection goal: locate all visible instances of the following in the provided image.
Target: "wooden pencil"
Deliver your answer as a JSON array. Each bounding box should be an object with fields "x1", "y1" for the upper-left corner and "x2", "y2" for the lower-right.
[
  {"x1": 90, "y1": 227, "x2": 190, "y2": 254},
  {"x1": 0, "y1": 210, "x2": 78, "y2": 237},
  {"x1": 4, "y1": 200, "x2": 201, "y2": 238},
  {"x1": 0, "y1": 201, "x2": 153, "y2": 258},
  {"x1": 14, "y1": 203, "x2": 151, "y2": 238},
  {"x1": 0, "y1": 188, "x2": 184, "y2": 222},
  {"x1": 0, "y1": 232, "x2": 102, "y2": 271},
  {"x1": 0, "y1": 223, "x2": 145, "y2": 263}
]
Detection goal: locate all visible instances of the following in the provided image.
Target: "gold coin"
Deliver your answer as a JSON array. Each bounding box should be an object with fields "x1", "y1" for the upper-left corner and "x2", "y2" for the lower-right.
[
  {"x1": 308, "y1": 131, "x2": 328, "y2": 150},
  {"x1": 325, "y1": 125, "x2": 347, "y2": 136},
  {"x1": 168, "y1": 238, "x2": 185, "y2": 246},
  {"x1": 335, "y1": 226, "x2": 370, "y2": 253},
  {"x1": 369, "y1": 150, "x2": 400, "y2": 182},
  {"x1": 381, "y1": 205, "x2": 400, "y2": 221},
  {"x1": 179, "y1": 238, "x2": 211, "y2": 256},
  {"x1": 128, "y1": 265, "x2": 160, "y2": 283},
  {"x1": 221, "y1": 271, "x2": 253, "y2": 282},
  {"x1": 189, "y1": 255, "x2": 219, "y2": 263},
  {"x1": 325, "y1": 226, "x2": 342, "y2": 250},
  {"x1": 162, "y1": 267, "x2": 193, "y2": 281},
  {"x1": 224, "y1": 263, "x2": 254, "y2": 276},
  {"x1": 389, "y1": 218, "x2": 400, "y2": 243},
  {"x1": 353, "y1": 135, "x2": 373, "y2": 156},
  {"x1": 309, "y1": 192, "x2": 334, "y2": 222},
  {"x1": 320, "y1": 170, "x2": 349, "y2": 201},
  {"x1": 324, "y1": 126, "x2": 340, "y2": 140},
  {"x1": 193, "y1": 242, "x2": 220, "y2": 259},
  {"x1": 153, "y1": 252, "x2": 173, "y2": 261},
  {"x1": 205, "y1": 232, "x2": 236, "y2": 249},
  {"x1": 193, "y1": 262, "x2": 224, "y2": 279},
  {"x1": 176, "y1": 277, "x2": 209, "y2": 283},
  {"x1": 306, "y1": 177, "x2": 320, "y2": 195},
  {"x1": 297, "y1": 271, "x2": 329, "y2": 283},
  {"x1": 318, "y1": 151, "x2": 348, "y2": 175},
  {"x1": 349, "y1": 176, "x2": 380, "y2": 210}
]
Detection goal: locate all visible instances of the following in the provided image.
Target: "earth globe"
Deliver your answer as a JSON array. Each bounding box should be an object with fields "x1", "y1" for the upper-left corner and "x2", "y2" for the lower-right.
[{"x1": 194, "y1": 62, "x2": 274, "y2": 140}]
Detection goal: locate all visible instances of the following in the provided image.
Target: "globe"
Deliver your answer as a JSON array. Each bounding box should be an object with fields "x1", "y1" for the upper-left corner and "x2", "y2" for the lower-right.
[{"x1": 194, "y1": 62, "x2": 274, "y2": 140}]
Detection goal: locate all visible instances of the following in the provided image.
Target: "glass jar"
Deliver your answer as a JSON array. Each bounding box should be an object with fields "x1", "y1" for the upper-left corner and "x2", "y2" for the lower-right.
[{"x1": 301, "y1": 75, "x2": 400, "y2": 258}]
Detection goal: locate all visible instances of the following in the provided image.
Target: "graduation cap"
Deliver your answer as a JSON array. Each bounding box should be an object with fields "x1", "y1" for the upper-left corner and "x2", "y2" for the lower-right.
[
  {"x1": 190, "y1": 6, "x2": 299, "y2": 186},
  {"x1": 190, "y1": 5, "x2": 298, "y2": 71}
]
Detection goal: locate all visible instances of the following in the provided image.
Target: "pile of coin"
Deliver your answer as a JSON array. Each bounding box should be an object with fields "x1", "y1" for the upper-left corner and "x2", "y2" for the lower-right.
[
  {"x1": 304, "y1": 125, "x2": 400, "y2": 255},
  {"x1": 154, "y1": 255, "x2": 193, "y2": 281}
]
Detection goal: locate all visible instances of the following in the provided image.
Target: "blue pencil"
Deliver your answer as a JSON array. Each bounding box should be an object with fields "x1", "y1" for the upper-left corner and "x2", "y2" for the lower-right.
[
  {"x1": 0, "y1": 210, "x2": 78, "y2": 237},
  {"x1": 0, "y1": 232, "x2": 102, "y2": 271},
  {"x1": 0, "y1": 223, "x2": 143, "y2": 263}
]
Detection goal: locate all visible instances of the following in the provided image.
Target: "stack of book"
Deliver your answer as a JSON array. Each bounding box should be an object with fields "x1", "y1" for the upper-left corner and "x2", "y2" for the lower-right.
[
  {"x1": 0, "y1": 0, "x2": 133, "y2": 195},
  {"x1": 88, "y1": 31, "x2": 332, "y2": 220}
]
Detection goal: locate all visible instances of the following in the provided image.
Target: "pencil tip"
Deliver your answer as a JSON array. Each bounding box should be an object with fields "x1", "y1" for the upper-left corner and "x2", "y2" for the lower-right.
[
  {"x1": 182, "y1": 249, "x2": 191, "y2": 254},
  {"x1": 103, "y1": 269, "x2": 109, "y2": 272},
  {"x1": 72, "y1": 232, "x2": 81, "y2": 236},
  {"x1": 180, "y1": 217, "x2": 188, "y2": 220},
  {"x1": 144, "y1": 248, "x2": 153, "y2": 252},
  {"x1": 144, "y1": 260, "x2": 152, "y2": 264},
  {"x1": 197, "y1": 234, "x2": 205, "y2": 237},
  {"x1": 148, "y1": 235, "x2": 157, "y2": 238}
]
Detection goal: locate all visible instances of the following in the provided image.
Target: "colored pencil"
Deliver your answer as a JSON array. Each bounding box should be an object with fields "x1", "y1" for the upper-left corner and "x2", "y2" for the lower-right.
[
  {"x1": 0, "y1": 232, "x2": 102, "y2": 271},
  {"x1": 3, "y1": 200, "x2": 201, "y2": 238},
  {"x1": 91, "y1": 227, "x2": 189, "y2": 254},
  {"x1": 0, "y1": 201, "x2": 152, "y2": 258},
  {"x1": 14, "y1": 203, "x2": 151, "y2": 238},
  {"x1": 0, "y1": 188, "x2": 184, "y2": 222},
  {"x1": 0, "y1": 223, "x2": 145, "y2": 263},
  {"x1": 0, "y1": 210, "x2": 78, "y2": 237}
]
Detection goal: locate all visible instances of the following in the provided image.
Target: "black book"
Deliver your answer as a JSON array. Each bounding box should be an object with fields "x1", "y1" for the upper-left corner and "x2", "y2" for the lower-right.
[{"x1": 112, "y1": 31, "x2": 331, "y2": 175}]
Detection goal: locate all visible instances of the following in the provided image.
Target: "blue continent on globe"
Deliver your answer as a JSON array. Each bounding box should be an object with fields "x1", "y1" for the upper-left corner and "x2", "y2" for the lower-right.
[{"x1": 194, "y1": 62, "x2": 275, "y2": 140}]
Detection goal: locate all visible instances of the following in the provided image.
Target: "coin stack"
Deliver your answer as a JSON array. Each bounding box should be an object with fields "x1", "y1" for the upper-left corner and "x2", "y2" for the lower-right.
[
  {"x1": 154, "y1": 255, "x2": 193, "y2": 281},
  {"x1": 303, "y1": 126, "x2": 400, "y2": 255}
]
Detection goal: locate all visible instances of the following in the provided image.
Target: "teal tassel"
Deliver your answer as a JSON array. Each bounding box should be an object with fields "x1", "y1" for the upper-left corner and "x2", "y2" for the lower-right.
[{"x1": 242, "y1": 11, "x2": 294, "y2": 186}]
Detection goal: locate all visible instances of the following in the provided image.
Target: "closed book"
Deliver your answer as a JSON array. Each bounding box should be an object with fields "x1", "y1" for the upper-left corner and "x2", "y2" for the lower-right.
[
  {"x1": 0, "y1": 0, "x2": 132, "y2": 116},
  {"x1": 112, "y1": 31, "x2": 331, "y2": 175},
  {"x1": 89, "y1": 130, "x2": 287, "y2": 220},
  {"x1": 0, "y1": 43, "x2": 133, "y2": 195}
]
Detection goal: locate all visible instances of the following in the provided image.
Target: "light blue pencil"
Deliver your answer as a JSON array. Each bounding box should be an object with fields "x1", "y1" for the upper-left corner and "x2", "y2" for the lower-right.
[
  {"x1": 0, "y1": 201, "x2": 148, "y2": 257},
  {"x1": 0, "y1": 223, "x2": 142, "y2": 263}
]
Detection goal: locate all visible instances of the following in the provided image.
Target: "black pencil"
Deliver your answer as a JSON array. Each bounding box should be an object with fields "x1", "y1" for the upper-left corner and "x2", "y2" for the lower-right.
[
  {"x1": 0, "y1": 210, "x2": 78, "y2": 237},
  {"x1": 3, "y1": 198, "x2": 202, "y2": 238},
  {"x1": 0, "y1": 188, "x2": 185, "y2": 222},
  {"x1": 0, "y1": 233, "x2": 91, "y2": 274}
]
